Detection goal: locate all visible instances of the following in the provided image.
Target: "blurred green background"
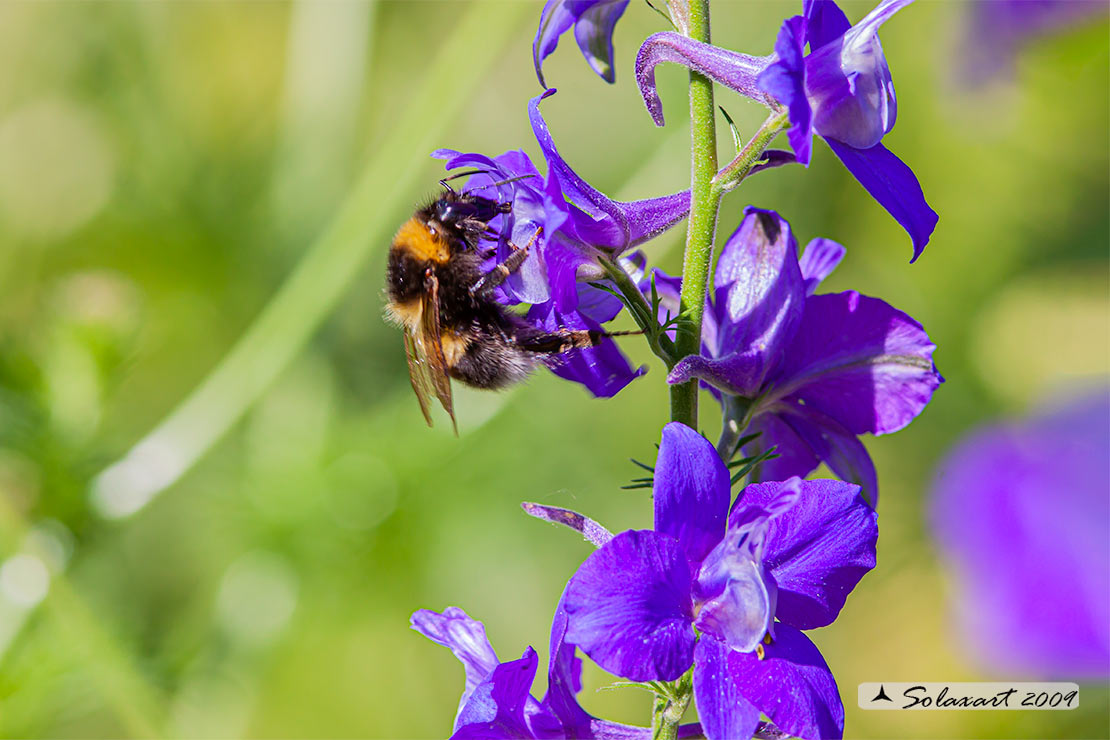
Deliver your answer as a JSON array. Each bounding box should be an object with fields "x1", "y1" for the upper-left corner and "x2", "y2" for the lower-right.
[{"x1": 0, "y1": 1, "x2": 1106, "y2": 738}]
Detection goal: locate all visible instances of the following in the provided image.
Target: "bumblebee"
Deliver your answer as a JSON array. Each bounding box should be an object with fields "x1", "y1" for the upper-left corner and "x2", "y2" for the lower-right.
[{"x1": 385, "y1": 179, "x2": 611, "y2": 430}]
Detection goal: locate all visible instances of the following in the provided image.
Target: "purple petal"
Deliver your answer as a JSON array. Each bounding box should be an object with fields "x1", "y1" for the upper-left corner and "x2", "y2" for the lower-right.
[
  {"x1": 824, "y1": 139, "x2": 938, "y2": 261},
  {"x1": 453, "y1": 647, "x2": 539, "y2": 739},
  {"x1": 756, "y1": 17, "x2": 813, "y2": 165},
  {"x1": 802, "y1": 0, "x2": 851, "y2": 49},
  {"x1": 668, "y1": 353, "x2": 766, "y2": 397},
  {"x1": 636, "y1": 32, "x2": 774, "y2": 127},
  {"x1": 798, "y1": 238, "x2": 846, "y2": 295},
  {"x1": 540, "y1": 590, "x2": 591, "y2": 737},
  {"x1": 527, "y1": 299, "x2": 645, "y2": 398},
  {"x1": 573, "y1": 0, "x2": 632, "y2": 83},
  {"x1": 749, "y1": 149, "x2": 799, "y2": 176},
  {"x1": 705, "y1": 208, "x2": 805, "y2": 395},
  {"x1": 772, "y1": 290, "x2": 941, "y2": 436},
  {"x1": 435, "y1": 148, "x2": 553, "y2": 305},
  {"x1": 741, "y1": 413, "x2": 820, "y2": 486},
  {"x1": 736, "y1": 478, "x2": 877, "y2": 629},
  {"x1": 693, "y1": 534, "x2": 778, "y2": 654},
  {"x1": 522, "y1": 502, "x2": 614, "y2": 548},
  {"x1": 805, "y1": 0, "x2": 913, "y2": 148},
  {"x1": 564, "y1": 530, "x2": 696, "y2": 682},
  {"x1": 411, "y1": 607, "x2": 501, "y2": 720},
  {"x1": 534, "y1": 1, "x2": 580, "y2": 87},
  {"x1": 541, "y1": 591, "x2": 664, "y2": 739},
  {"x1": 543, "y1": 228, "x2": 597, "y2": 313},
  {"x1": 530, "y1": 90, "x2": 628, "y2": 236},
  {"x1": 622, "y1": 190, "x2": 692, "y2": 248},
  {"x1": 757, "y1": 402, "x2": 880, "y2": 506},
  {"x1": 654, "y1": 422, "x2": 730, "y2": 564},
  {"x1": 695, "y1": 481, "x2": 804, "y2": 651},
  {"x1": 532, "y1": 89, "x2": 691, "y2": 257},
  {"x1": 728, "y1": 624, "x2": 844, "y2": 740},
  {"x1": 931, "y1": 391, "x2": 1110, "y2": 679},
  {"x1": 534, "y1": 1, "x2": 631, "y2": 87},
  {"x1": 694, "y1": 636, "x2": 761, "y2": 740}
]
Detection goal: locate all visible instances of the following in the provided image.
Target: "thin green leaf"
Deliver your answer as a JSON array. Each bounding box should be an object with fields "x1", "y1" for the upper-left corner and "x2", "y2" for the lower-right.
[{"x1": 719, "y1": 105, "x2": 743, "y2": 152}]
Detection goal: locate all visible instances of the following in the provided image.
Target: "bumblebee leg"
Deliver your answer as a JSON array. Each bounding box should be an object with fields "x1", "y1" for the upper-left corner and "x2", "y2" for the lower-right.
[
  {"x1": 518, "y1": 329, "x2": 601, "y2": 354},
  {"x1": 470, "y1": 227, "x2": 543, "y2": 296}
]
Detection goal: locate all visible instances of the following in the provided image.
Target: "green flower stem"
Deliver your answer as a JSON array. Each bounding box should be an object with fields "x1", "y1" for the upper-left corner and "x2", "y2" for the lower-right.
[
  {"x1": 599, "y1": 258, "x2": 677, "y2": 368},
  {"x1": 654, "y1": 0, "x2": 718, "y2": 734},
  {"x1": 716, "y1": 393, "x2": 755, "y2": 460},
  {"x1": 651, "y1": 667, "x2": 694, "y2": 740},
  {"x1": 712, "y1": 108, "x2": 789, "y2": 195},
  {"x1": 90, "y1": 0, "x2": 530, "y2": 516},
  {"x1": 670, "y1": 0, "x2": 720, "y2": 430}
]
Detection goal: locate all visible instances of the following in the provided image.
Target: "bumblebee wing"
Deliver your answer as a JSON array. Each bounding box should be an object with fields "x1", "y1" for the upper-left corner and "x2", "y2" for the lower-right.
[
  {"x1": 403, "y1": 330, "x2": 436, "y2": 427},
  {"x1": 420, "y1": 272, "x2": 457, "y2": 433}
]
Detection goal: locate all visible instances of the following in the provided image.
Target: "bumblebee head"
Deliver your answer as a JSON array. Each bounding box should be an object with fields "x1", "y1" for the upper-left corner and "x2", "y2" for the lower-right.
[{"x1": 433, "y1": 192, "x2": 508, "y2": 231}]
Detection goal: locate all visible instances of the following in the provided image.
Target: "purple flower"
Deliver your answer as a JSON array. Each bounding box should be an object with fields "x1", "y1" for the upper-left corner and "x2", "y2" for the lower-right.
[
  {"x1": 412, "y1": 603, "x2": 699, "y2": 738},
  {"x1": 930, "y1": 390, "x2": 1110, "y2": 679},
  {"x1": 665, "y1": 207, "x2": 942, "y2": 504},
  {"x1": 960, "y1": 0, "x2": 1109, "y2": 87},
  {"x1": 562, "y1": 422, "x2": 878, "y2": 740},
  {"x1": 437, "y1": 89, "x2": 688, "y2": 396},
  {"x1": 634, "y1": 0, "x2": 938, "y2": 260},
  {"x1": 534, "y1": 0, "x2": 631, "y2": 86}
]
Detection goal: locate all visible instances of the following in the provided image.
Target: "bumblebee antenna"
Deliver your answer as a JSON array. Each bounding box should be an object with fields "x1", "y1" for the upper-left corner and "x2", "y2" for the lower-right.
[
  {"x1": 464, "y1": 173, "x2": 538, "y2": 195},
  {"x1": 439, "y1": 169, "x2": 491, "y2": 193}
]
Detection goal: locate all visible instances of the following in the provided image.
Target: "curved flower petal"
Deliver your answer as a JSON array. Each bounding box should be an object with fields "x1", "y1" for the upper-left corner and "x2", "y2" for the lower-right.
[
  {"x1": 742, "y1": 413, "x2": 821, "y2": 485},
  {"x1": 565, "y1": 530, "x2": 696, "y2": 682},
  {"x1": 707, "y1": 208, "x2": 805, "y2": 393},
  {"x1": 728, "y1": 624, "x2": 844, "y2": 740},
  {"x1": 453, "y1": 647, "x2": 539, "y2": 739},
  {"x1": 798, "y1": 238, "x2": 846, "y2": 295},
  {"x1": 931, "y1": 392, "x2": 1110, "y2": 679},
  {"x1": 411, "y1": 607, "x2": 501, "y2": 720},
  {"x1": 522, "y1": 502, "x2": 614, "y2": 549},
  {"x1": 654, "y1": 422, "x2": 730, "y2": 564},
  {"x1": 802, "y1": 0, "x2": 851, "y2": 48},
  {"x1": 574, "y1": 0, "x2": 632, "y2": 83},
  {"x1": 695, "y1": 480, "x2": 802, "y2": 651},
  {"x1": 772, "y1": 290, "x2": 941, "y2": 436},
  {"x1": 694, "y1": 635, "x2": 762, "y2": 740},
  {"x1": 528, "y1": 298, "x2": 645, "y2": 398},
  {"x1": 804, "y1": 0, "x2": 913, "y2": 149},
  {"x1": 756, "y1": 16, "x2": 813, "y2": 165},
  {"x1": 694, "y1": 537, "x2": 778, "y2": 653},
  {"x1": 824, "y1": 139, "x2": 938, "y2": 261},
  {"x1": 530, "y1": 89, "x2": 628, "y2": 236},
  {"x1": 750, "y1": 149, "x2": 799, "y2": 176},
  {"x1": 758, "y1": 402, "x2": 880, "y2": 506},
  {"x1": 534, "y1": 0, "x2": 631, "y2": 87},
  {"x1": 530, "y1": 90, "x2": 691, "y2": 255},
  {"x1": 636, "y1": 32, "x2": 774, "y2": 127},
  {"x1": 737, "y1": 478, "x2": 877, "y2": 629}
]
